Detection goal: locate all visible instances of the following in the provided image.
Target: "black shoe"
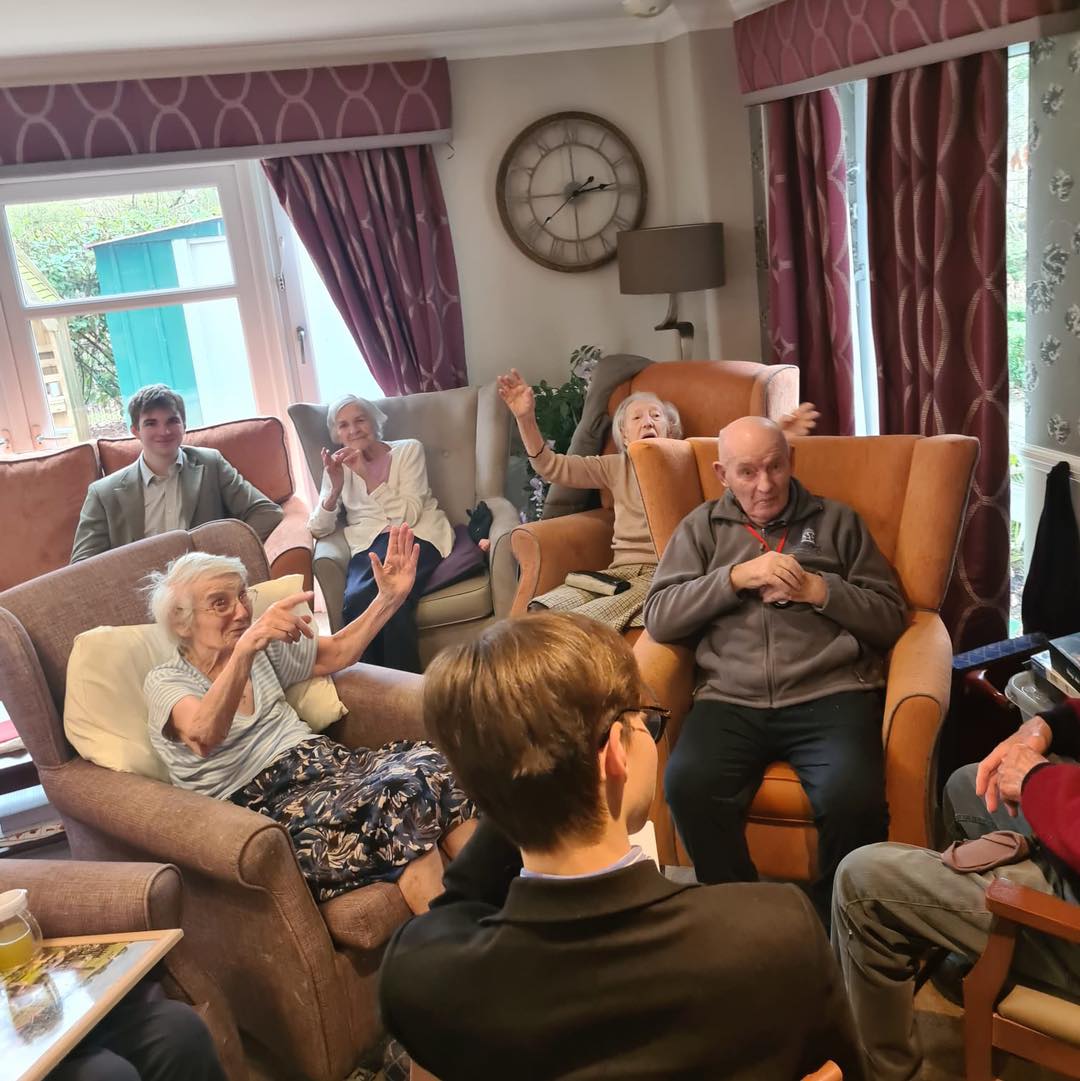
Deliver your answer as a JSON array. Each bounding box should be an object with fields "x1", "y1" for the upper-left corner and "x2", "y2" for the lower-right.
[{"x1": 918, "y1": 948, "x2": 972, "y2": 1007}]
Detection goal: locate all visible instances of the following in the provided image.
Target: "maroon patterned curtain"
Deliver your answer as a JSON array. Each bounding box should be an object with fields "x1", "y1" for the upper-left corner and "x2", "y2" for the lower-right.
[
  {"x1": 766, "y1": 88, "x2": 855, "y2": 435},
  {"x1": 264, "y1": 146, "x2": 467, "y2": 396},
  {"x1": 867, "y1": 51, "x2": 1009, "y2": 649}
]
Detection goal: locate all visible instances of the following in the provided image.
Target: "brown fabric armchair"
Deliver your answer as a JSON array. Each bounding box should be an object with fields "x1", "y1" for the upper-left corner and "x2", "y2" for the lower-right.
[
  {"x1": 0, "y1": 520, "x2": 426, "y2": 1081},
  {"x1": 629, "y1": 433, "x2": 978, "y2": 872},
  {"x1": 0, "y1": 859, "x2": 246, "y2": 1081},
  {"x1": 509, "y1": 360, "x2": 799, "y2": 618}
]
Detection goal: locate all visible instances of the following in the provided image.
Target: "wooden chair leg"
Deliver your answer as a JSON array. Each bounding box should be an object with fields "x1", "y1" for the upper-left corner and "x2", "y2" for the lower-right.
[{"x1": 963, "y1": 919, "x2": 1018, "y2": 1081}]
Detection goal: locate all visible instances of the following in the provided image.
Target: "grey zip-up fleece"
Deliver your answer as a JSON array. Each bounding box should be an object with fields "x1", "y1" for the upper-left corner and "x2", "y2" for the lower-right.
[{"x1": 643, "y1": 478, "x2": 907, "y2": 708}]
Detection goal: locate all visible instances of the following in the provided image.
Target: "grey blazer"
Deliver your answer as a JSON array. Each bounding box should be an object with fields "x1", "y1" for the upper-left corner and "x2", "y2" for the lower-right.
[{"x1": 70, "y1": 446, "x2": 284, "y2": 564}]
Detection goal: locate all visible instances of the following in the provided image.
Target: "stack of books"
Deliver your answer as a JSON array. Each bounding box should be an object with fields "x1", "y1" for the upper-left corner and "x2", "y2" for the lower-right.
[{"x1": 1028, "y1": 632, "x2": 1080, "y2": 699}]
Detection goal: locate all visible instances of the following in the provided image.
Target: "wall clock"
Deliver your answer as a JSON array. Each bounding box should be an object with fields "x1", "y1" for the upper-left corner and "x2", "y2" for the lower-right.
[{"x1": 496, "y1": 110, "x2": 648, "y2": 273}]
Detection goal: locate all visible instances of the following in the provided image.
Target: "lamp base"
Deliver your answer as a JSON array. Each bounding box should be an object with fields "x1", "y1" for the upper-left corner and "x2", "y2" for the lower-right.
[{"x1": 653, "y1": 293, "x2": 694, "y2": 361}]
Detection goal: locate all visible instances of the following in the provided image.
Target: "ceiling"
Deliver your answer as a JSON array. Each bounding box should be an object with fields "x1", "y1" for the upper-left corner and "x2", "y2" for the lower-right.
[{"x1": 0, "y1": 0, "x2": 782, "y2": 85}]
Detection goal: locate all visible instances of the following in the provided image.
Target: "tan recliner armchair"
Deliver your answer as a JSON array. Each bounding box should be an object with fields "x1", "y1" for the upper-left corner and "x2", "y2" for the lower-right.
[
  {"x1": 509, "y1": 360, "x2": 799, "y2": 621},
  {"x1": 289, "y1": 384, "x2": 517, "y2": 664},
  {"x1": 0, "y1": 521, "x2": 428, "y2": 1081},
  {"x1": 629, "y1": 433, "x2": 979, "y2": 872}
]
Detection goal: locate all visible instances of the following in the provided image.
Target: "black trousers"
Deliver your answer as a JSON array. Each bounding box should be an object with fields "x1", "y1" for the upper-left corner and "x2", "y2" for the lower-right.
[
  {"x1": 342, "y1": 533, "x2": 442, "y2": 674},
  {"x1": 664, "y1": 690, "x2": 888, "y2": 921},
  {"x1": 48, "y1": 982, "x2": 224, "y2": 1081}
]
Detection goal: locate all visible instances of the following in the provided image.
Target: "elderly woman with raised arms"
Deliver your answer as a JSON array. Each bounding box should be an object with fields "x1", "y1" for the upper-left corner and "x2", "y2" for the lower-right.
[
  {"x1": 308, "y1": 394, "x2": 454, "y2": 673},
  {"x1": 144, "y1": 524, "x2": 476, "y2": 912},
  {"x1": 497, "y1": 368, "x2": 818, "y2": 631}
]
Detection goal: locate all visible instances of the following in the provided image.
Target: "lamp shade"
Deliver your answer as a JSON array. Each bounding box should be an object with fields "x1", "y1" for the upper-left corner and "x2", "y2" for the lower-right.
[{"x1": 616, "y1": 222, "x2": 725, "y2": 295}]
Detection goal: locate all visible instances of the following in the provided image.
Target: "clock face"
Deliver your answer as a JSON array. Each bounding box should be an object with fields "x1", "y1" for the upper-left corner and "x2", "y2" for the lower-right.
[{"x1": 496, "y1": 111, "x2": 648, "y2": 273}]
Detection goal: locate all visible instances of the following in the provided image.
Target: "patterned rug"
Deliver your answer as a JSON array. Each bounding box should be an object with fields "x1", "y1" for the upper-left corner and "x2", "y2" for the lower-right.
[{"x1": 0, "y1": 818, "x2": 66, "y2": 855}]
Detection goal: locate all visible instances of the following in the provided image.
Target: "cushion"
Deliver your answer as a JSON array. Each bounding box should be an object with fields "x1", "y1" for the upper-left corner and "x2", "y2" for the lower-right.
[
  {"x1": 63, "y1": 575, "x2": 345, "y2": 780},
  {"x1": 64, "y1": 623, "x2": 174, "y2": 781},
  {"x1": 0, "y1": 442, "x2": 100, "y2": 591},
  {"x1": 417, "y1": 570, "x2": 492, "y2": 629},
  {"x1": 424, "y1": 525, "x2": 486, "y2": 594}
]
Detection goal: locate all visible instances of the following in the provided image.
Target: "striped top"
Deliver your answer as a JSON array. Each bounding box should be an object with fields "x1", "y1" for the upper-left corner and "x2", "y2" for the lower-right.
[{"x1": 145, "y1": 635, "x2": 317, "y2": 799}]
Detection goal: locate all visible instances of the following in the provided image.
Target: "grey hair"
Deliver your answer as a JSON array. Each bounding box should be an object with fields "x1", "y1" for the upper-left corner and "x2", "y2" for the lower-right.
[
  {"x1": 145, "y1": 552, "x2": 249, "y2": 643},
  {"x1": 611, "y1": 392, "x2": 683, "y2": 453},
  {"x1": 327, "y1": 394, "x2": 388, "y2": 441}
]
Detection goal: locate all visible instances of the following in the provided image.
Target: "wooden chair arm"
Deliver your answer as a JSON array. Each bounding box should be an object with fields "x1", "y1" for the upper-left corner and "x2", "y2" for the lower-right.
[
  {"x1": 986, "y1": 878, "x2": 1080, "y2": 943},
  {"x1": 802, "y1": 1062, "x2": 842, "y2": 1081},
  {"x1": 963, "y1": 668, "x2": 1014, "y2": 713}
]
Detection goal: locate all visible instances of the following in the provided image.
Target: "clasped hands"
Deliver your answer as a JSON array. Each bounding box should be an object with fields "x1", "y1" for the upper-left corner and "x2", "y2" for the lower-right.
[
  {"x1": 975, "y1": 715, "x2": 1052, "y2": 817},
  {"x1": 730, "y1": 550, "x2": 827, "y2": 607},
  {"x1": 321, "y1": 444, "x2": 367, "y2": 490}
]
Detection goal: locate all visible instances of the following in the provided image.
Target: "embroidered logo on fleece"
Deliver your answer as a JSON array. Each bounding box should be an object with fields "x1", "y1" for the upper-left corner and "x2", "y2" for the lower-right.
[{"x1": 791, "y1": 526, "x2": 819, "y2": 553}]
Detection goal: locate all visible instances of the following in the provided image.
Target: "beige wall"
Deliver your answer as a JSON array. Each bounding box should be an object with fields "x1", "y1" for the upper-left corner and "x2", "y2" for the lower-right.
[{"x1": 440, "y1": 31, "x2": 761, "y2": 389}]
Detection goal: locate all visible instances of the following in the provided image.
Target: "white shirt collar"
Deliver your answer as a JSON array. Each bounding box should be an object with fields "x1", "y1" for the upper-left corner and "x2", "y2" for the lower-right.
[{"x1": 138, "y1": 447, "x2": 185, "y2": 486}]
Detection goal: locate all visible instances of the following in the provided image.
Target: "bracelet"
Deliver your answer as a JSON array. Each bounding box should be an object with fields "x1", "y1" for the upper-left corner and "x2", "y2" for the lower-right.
[{"x1": 526, "y1": 447, "x2": 545, "y2": 459}]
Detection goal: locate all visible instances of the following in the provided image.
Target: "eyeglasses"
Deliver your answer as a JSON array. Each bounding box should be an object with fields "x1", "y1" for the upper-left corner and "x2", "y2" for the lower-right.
[
  {"x1": 598, "y1": 706, "x2": 670, "y2": 750},
  {"x1": 199, "y1": 587, "x2": 257, "y2": 617}
]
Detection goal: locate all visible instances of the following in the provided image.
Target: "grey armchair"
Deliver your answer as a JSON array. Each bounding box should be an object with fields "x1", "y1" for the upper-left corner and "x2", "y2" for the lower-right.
[
  {"x1": 289, "y1": 383, "x2": 517, "y2": 663},
  {"x1": 0, "y1": 521, "x2": 429, "y2": 1081}
]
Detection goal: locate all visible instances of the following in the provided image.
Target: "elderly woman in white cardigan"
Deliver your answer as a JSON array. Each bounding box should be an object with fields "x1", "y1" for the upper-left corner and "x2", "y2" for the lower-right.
[{"x1": 308, "y1": 394, "x2": 452, "y2": 673}]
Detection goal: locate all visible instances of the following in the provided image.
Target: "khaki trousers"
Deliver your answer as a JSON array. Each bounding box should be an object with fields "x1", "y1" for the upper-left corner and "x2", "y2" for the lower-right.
[{"x1": 830, "y1": 763, "x2": 1080, "y2": 1081}]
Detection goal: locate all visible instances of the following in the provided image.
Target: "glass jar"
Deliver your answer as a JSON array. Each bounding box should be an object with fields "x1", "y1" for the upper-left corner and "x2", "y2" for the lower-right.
[{"x1": 0, "y1": 889, "x2": 43, "y2": 973}]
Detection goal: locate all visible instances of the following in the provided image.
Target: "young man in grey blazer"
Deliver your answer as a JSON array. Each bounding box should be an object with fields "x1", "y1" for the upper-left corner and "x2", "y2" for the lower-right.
[
  {"x1": 379, "y1": 612, "x2": 863, "y2": 1081},
  {"x1": 71, "y1": 385, "x2": 283, "y2": 564}
]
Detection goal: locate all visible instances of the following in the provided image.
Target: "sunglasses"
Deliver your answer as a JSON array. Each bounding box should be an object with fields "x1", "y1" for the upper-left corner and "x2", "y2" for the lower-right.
[{"x1": 598, "y1": 706, "x2": 670, "y2": 750}]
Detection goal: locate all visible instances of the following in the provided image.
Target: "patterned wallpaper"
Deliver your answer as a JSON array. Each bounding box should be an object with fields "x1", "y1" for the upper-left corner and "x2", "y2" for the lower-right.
[{"x1": 1026, "y1": 31, "x2": 1080, "y2": 453}]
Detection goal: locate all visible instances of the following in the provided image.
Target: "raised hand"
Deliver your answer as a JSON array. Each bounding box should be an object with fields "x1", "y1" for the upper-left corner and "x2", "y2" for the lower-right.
[
  {"x1": 333, "y1": 446, "x2": 366, "y2": 478},
  {"x1": 321, "y1": 446, "x2": 345, "y2": 495},
  {"x1": 237, "y1": 591, "x2": 315, "y2": 656},
  {"x1": 780, "y1": 402, "x2": 821, "y2": 439},
  {"x1": 496, "y1": 369, "x2": 536, "y2": 419},
  {"x1": 371, "y1": 524, "x2": 420, "y2": 609}
]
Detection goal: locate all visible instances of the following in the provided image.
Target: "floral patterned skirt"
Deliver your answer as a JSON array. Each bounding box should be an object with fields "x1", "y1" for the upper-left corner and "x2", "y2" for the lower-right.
[{"x1": 229, "y1": 737, "x2": 476, "y2": 901}]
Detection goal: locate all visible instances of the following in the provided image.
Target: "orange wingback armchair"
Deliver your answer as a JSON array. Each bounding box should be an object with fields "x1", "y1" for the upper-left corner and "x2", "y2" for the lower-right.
[
  {"x1": 629, "y1": 433, "x2": 979, "y2": 874},
  {"x1": 509, "y1": 360, "x2": 799, "y2": 619}
]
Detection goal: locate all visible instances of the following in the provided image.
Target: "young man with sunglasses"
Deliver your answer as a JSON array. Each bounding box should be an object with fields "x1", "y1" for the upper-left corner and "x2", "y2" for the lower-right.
[{"x1": 379, "y1": 611, "x2": 862, "y2": 1080}]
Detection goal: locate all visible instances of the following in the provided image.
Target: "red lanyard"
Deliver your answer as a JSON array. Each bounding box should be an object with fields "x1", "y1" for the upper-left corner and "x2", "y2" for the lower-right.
[{"x1": 743, "y1": 523, "x2": 789, "y2": 553}]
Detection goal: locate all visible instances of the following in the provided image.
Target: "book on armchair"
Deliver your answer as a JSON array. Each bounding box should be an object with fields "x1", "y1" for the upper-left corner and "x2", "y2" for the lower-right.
[{"x1": 1049, "y1": 633, "x2": 1080, "y2": 698}]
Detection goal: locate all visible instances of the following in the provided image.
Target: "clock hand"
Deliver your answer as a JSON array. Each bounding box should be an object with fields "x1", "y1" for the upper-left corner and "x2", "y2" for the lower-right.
[
  {"x1": 571, "y1": 182, "x2": 611, "y2": 195},
  {"x1": 542, "y1": 176, "x2": 595, "y2": 225}
]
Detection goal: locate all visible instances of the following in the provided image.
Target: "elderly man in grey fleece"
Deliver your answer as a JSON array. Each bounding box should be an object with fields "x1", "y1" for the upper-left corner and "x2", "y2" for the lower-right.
[{"x1": 643, "y1": 416, "x2": 906, "y2": 921}]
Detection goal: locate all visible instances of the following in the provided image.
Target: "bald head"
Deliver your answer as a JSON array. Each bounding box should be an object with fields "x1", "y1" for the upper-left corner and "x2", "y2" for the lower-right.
[
  {"x1": 714, "y1": 416, "x2": 792, "y2": 526},
  {"x1": 716, "y1": 416, "x2": 789, "y2": 466}
]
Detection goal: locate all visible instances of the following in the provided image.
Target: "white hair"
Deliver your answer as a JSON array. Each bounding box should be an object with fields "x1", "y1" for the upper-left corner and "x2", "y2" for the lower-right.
[
  {"x1": 326, "y1": 394, "x2": 388, "y2": 441},
  {"x1": 145, "y1": 552, "x2": 248, "y2": 643},
  {"x1": 611, "y1": 392, "x2": 683, "y2": 453}
]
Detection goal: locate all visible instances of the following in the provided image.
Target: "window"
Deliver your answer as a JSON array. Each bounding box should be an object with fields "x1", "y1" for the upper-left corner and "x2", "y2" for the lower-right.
[
  {"x1": 264, "y1": 180, "x2": 382, "y2": 407},
  {"x1": 0, "y1": 165, "x2": 270, "y2": 454}
]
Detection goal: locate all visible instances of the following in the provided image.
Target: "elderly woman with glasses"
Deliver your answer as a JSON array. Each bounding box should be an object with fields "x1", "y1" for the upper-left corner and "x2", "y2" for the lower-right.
[
  {"x1": 497, "y1": 369, "x2": 818, "y2": 632},
  {"x1": 308, "y1": 394, "x2": 454, "y2": 673},
  {"x1": 143, "y1": 524, "x2": 477, "y2": 913}
]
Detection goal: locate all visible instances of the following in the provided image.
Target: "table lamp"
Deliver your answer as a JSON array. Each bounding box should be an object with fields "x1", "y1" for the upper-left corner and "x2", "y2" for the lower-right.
[{"x1": 616, "y1": 222, "x2": 725, "y2": 360}]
